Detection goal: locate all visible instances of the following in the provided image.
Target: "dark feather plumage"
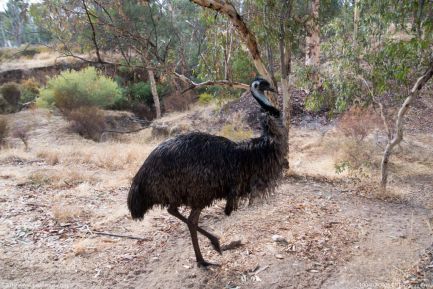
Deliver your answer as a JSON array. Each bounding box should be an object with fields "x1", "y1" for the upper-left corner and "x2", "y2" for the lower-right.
[{"x1": 127, "y1": 78, "x2": 287, "y2": 267}]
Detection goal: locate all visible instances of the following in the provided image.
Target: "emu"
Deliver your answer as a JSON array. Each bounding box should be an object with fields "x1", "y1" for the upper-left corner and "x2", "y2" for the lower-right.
[{"x1": 128, "y1": 78, "x2": 288, "y2": 267}]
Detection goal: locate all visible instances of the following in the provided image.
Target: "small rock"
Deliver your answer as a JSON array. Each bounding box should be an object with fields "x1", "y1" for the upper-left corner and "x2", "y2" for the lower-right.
[
  {"x1": 275, "y1": 254, "x2": 284, "y2": 259},
  {"x1": 272, "y1": 235, "x2": 288, "y2": 245},
  {"x1": 221, "y1": 239, "x2": 243, "y2": 251}
]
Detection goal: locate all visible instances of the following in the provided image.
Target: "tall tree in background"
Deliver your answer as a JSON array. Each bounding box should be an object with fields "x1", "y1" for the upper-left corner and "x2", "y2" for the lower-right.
[{"x1": 305, "y1": 0, "x2": 321, "y2": 90}]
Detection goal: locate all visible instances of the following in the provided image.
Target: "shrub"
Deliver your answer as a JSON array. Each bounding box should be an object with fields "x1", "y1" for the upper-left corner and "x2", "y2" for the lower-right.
[
  {"x1": 127, "y1": 81, "x2": 168, "y2": 106},
  {"x1": 334, "y1": 105, "x2": 382, "y2": 178},
  {"x1": 218, "y1": 124, "x2": 253, "y2": 141},
  {"x1": 0, "y1": 82, "x2": 21, "y2": 106},
  {"x1": 0, "y1": 116, "x2": 9, "y2": 147},
  {"x1": 338, "y1": 105, "x2": 382, "y2": 143},
  {"x1": 20, "y1": 78, "x2": 40, "y2": 103},
  {"x1": 11, "y1": 122, "x2": 30, "y2": 150},
  {"x1": 66, "y1": 107, "x2": 106, "y2": 141},
  {"x1": 198, "y1": 93, "x2": 213, "y2": 104},
  {"x1": 37, "y1": 67, "x2": 122, "y2": 110}
]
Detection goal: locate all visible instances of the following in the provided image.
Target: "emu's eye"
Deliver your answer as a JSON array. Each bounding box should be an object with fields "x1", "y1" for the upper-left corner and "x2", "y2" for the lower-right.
[{"x1": 253, "y1": 82, "x2": 259, "y2": 88}]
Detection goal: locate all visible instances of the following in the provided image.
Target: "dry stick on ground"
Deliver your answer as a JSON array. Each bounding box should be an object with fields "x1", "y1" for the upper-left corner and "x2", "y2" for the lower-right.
[
  {"x1": 380, "y1": 60, "x2": 433, "y2": 190},
  {"x1": 93, "y1": 231, "x2": 150, "y2": 241}
]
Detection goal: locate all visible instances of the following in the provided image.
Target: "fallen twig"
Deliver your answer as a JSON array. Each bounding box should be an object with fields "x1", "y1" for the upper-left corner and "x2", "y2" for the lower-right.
[
  {"x1": 248, "y1": 265, "x2": 269, "y2": 275},
  {"x1": 93, "y1": 231, "x2": 150, "y2": 241}
]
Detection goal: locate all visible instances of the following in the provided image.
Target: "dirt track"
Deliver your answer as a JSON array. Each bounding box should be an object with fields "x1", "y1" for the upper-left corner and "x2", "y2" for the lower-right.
[{"x1": 0, "y1": 108, "x2": 432, "y2": 289}]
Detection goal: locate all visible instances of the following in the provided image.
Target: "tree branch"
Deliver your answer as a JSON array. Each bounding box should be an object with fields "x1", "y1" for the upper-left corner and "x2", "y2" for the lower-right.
[
  {"x1": 174, "y1": 72, "x2": 249, "y2": 93},
  {"x1": 189, "y1": 0, "x2": 275, "y2": 89},
  {"x1": 82, "y1": 0, "x2": 103, "y2": 63}
]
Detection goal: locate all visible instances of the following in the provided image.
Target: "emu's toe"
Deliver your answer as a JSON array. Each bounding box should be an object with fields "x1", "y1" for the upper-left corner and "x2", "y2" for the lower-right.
[
  {"x1": 211, "y1": 239, "x2": 222, "y2": 255},
  {"x1": 197, "y1": 260, "x2": 220, "y2": 268}
]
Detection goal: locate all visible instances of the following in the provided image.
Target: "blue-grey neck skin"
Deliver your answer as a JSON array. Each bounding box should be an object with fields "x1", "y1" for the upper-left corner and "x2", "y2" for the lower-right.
[{"x1": 250, "y1": 81, "x2": 281, "y2": 118}]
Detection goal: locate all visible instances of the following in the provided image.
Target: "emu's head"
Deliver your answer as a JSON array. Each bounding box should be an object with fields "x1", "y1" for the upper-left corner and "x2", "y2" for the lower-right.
[{"x1": 250, "y1": 77, "x2": 280, "y2": 118}]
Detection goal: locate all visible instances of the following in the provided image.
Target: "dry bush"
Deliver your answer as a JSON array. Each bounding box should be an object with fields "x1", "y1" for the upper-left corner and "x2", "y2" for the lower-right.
[
  {"x1": 130, "y1": 102, "x2": 154, "y2": 120},
  {"x1": 37, "y1": 149, "x2": 59, "y2": 165},
  {"x1": 334, "y1": 106, "x2": 383, "y2": 178},
  {"x1": 11, "y1": 122, "x2": 30, "y2": 150},
  {"x1": 66, "y1": 107, "x2": 106, "y2": 141},
  {"x1": 0, "y1": 116, "x2": 9, "y2": 147},
  {"x1": 0, "y1": 82, "x2": 21, "y2": 106},
  {"x1": 338, "y1": 105, "x2": 382, "y2": 143},
  {"x1": 163, "y1": 91, "x2": 194, "y2": 112}
]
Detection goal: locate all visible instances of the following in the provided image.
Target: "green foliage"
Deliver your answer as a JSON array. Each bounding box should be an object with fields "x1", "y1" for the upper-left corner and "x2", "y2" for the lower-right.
[
  {"x1": 0, "y1": 82, "x2": 21, "y2": 106},
  {"x1": 126, "y1": 81, "x2": 168, "y2": 106},
  {"x1": 37, "y1": 67, "x2": 122, "y2": 110},
  {"x1": 20, "y1": 78, "x2": 39, "y2": 103},
  {"x1": 231, "y1": 50, "x2": 256, "y2": 83},
  {"x1": 198, "y1": 92, "x2": 213, "y2": 104}
]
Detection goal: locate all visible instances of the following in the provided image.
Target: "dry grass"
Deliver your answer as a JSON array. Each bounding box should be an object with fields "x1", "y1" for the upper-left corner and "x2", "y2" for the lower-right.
[
  {"x1": 217, "y1": 112, "x2": 254, "y2": 141},
  {"x1": 52, "y1": 204, "x2": 84, "y2": 223},
  {"x1": 28, "y1": 168, "x2": 97, "y2": 188},
  {"x1": 72, "y1": 239, "x2": 99, "y2": 256},
  {"x1": 0, "y1": 116, "x2": 9, "y2": 147},
  {"x1": 37, "y1": 150, "x2": 59, "y2": 165}
]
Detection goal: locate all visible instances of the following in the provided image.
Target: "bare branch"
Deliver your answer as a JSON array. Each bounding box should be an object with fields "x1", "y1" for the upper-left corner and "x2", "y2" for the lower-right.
[
  {"x1": 174, "y1": 72, "x2": 249, "y2": 93},
  {"x1": 380, "y1": 60, "x2": 433, "y2": 189},
  {"x1": 189, "y1": 0, "x2": 275, "y2": 89},
  {"x1": 82, "y1": 0, "x2": 103, "y2": 63}
]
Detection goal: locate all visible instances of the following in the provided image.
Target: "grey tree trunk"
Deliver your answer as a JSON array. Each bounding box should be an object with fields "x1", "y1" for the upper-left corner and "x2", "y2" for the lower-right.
[
  {"x1": 380, "y1": 61, "x2": 433, "y2": 190},
  {"x1": 148, "y1": 69, "x2": 161, "y2": 119},
  {"x1": 305, "y1": 0, "x2": 321, "y2": 89},
  {"x1": 190, "y1": 0, "x2": 277, "y2": 99},
  {"x1": 353, "y1": 0, "x2": 360, "y2": 46}
]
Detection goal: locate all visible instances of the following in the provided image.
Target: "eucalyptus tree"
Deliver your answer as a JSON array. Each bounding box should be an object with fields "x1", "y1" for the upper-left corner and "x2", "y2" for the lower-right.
[
  {"x1": 321, "y1": 0, "x2": 433, "y2": 189},
  {"x1": 34, "y1": 0, "x2": 188, "y2": 118}
]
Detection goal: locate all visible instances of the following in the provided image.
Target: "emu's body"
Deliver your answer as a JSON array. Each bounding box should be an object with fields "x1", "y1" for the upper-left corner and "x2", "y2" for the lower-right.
[{"x1": 128, "y1": 78, "x2": 287, "y2": 267}]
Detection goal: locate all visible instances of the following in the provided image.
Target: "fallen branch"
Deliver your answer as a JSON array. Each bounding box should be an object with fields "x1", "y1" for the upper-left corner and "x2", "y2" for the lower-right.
[
  {"x1": 93, "y1": 231, "x2": 151, "y2": 241},
  {"x1": 102, "y1": 127, "x2": 149, "y2": 134},
  {"x1": 248, "y1": 265, "x2": 270, "y2": 276},
  {"x1": 174, "y1": 72, "x2": 249, "y2": 93}
]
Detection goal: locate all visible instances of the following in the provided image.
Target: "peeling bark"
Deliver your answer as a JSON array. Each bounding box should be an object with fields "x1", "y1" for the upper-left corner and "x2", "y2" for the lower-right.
[
  {"x1": 148, "y1": 69, "x2": 161, "y2": 119},
  {"x1": 305, "y1": 0, "x2": 321, "y2": 89}
]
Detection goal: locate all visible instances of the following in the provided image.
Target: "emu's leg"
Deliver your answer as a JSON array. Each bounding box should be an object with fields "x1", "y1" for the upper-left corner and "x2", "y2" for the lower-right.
[
  {"x1": 167, "y1": 206, "x2": 221, "y2": 254},
  {"x1": 187, "y1": 209, "x2": 218, "y2": 267}
]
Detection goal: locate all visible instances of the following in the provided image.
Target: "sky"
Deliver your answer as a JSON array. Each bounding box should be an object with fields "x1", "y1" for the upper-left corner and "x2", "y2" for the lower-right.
[{"x1": 0, "y1": 0, "x2": 42, "y2": 12}]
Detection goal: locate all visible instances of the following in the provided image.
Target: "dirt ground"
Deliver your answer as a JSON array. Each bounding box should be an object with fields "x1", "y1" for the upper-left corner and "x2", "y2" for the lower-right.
[{"x1": 0, "y1": 102, "x2": 432, "y2": 289}]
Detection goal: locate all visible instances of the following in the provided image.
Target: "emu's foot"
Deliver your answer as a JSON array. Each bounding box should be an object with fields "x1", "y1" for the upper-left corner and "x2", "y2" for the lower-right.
[
  {"x1": 210, "y1": 238, "x2": 222, "y2": 255},
  {"x1": 197, "y1": 260, "x2": 220, "y2": 268}
]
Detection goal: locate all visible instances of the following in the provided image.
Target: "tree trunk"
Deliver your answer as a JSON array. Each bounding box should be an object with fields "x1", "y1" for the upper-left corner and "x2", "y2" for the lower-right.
[
  {"x1": 189, "y1": 0, "x2": 277, "y2": 94},
  {"x1": 380, "y1": 61, "x2": 433, "y2": 190},
  {"x1": 353, "y1": 0, "x2": 360, "y2": 46},
  {"x1": 148, "y1": 69, "x2": 161, "y2": 119},
  {"x1": 279, "y1": 0, "x2": 292, "y2": 169},
  {"x1": 305, "y1": 0, "x2": 321, "y2": 89}
]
